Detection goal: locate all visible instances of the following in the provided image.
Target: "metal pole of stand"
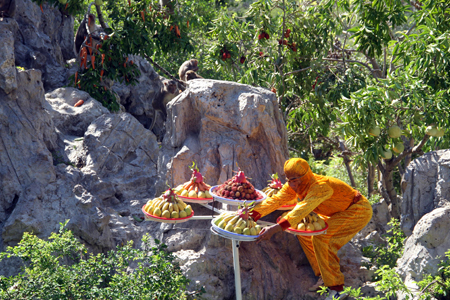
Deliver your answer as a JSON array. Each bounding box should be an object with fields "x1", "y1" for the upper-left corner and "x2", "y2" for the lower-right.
[{"x1": 232, "y1": 239, "x2": 242, "y2": 300}]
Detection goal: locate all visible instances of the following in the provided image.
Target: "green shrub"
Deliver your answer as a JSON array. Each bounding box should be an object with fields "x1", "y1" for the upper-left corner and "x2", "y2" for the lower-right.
[
  {"x1": 417, "y1": 250, "x2": 450, "y2": 300},
  {"x1": 0, "y1": 220, "x2": 190, "y2": 299},
  {"x1": 362, "y1": 218, "x2": 406, "y2": 280}
]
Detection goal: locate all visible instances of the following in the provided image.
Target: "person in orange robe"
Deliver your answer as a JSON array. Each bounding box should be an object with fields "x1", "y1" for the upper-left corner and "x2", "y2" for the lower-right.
[{"x1": 253, "y1": 158, "x2": 373, "y2": 299}]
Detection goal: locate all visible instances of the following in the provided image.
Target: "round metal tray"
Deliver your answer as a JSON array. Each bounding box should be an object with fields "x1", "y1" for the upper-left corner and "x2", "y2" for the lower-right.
[
  {"x1": 210, "y1": 219, "x2": 261, "y2": 241},
  {"x1": 177, "y1": 194, "x2": 213, "y2": 204},
  {"x1": 142, "y1": 205, "x2": 194, "y2": 224},
  {"x1": 209, "y1": 185, "x2": 267, "y2": 206}
]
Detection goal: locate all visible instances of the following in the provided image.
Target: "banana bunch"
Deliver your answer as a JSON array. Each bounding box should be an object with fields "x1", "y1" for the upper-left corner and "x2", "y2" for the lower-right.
[
  {"x1": 213, "y1": 212, "x2": 262, "y2": 235},
  {"x1": 280, "y1": 211, "x2": 326, "y2": 231},
  {"x1": 262, "y1": 173, "x2": 283, "y2": 197},
  {"x1": 144, "y1": 189, "x2": 193, "y2": 219},
  {"x1": 262, "y1": 186, "x2": 279, "y2": 197}
]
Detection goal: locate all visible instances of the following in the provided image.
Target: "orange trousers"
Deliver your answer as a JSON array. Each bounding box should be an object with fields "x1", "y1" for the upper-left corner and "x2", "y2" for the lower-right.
[{"x1": 297, "y1": 196, "x2": 372, "y2": 287}]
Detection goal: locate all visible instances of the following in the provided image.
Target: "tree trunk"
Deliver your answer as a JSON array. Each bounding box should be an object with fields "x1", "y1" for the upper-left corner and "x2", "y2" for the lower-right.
[
  {"x1": 336, "y1": 137, "x2": 356, "y2": 187},
  {"x1": 367, "y1": 162, "x2": 375, "y2": 198},
  {"x1": 379, "y1": 161, "x2": 400, "y2": 219}
]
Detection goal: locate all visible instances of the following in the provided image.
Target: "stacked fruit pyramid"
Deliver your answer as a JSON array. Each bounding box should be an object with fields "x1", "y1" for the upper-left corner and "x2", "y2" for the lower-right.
[
  {"x1": 213, "y1": 201, "x2": 262, "y2": 235},
  {"x1": 280, "y1": 211, "x2": 327, "y2": 231},
  {"x1": 174, "y1": 162, "x2": 213, "y2": 199},
  {"x1": 144, "y1": 188, "x2": 193, "y2": 219},
  {"x1": 213, "y1": 168, "x2": 263, "y2": 200}
]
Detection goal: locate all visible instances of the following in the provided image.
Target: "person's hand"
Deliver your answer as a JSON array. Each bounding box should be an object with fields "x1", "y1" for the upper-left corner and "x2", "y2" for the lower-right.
[{"x1": 256, "y1": 224, "x2": 282, "y2": 243}]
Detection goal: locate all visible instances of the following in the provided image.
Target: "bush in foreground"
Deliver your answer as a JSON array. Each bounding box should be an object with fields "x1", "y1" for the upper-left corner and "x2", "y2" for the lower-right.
[{"x1": 0, "y1": 220, "x2": 189, "y2": 300}]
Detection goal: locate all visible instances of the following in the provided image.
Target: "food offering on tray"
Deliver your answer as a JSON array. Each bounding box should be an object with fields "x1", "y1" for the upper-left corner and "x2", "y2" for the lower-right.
[
  {"x1": 144, "y1": 188, "x2": 193, "y2": 219},
  {"x1": 212, "y1": 201, "x2": 262, "y2": 235},
  {"x1": 173, "y1": 162, "x2": 213, "y2": 199},
  {"x1": 212, "y1": 168, "x2": 263, "y2": 201},
  {"x1": 262, "y1": 173, "x2": 283, "y2": 197},
  {"x1": 280, "y1": 211, "x2": 327, "y2": 231},
  {"x1": 262, "y1": 173, "x2": 297, "y2": 209}
]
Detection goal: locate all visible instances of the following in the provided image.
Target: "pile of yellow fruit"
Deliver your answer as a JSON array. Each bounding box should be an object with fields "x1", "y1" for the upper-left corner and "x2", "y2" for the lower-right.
[
  {"x1": 144, "y1": 189, "x2": 193, "y2": 219},
  {"x1": 280, "y1": 211, "x2": 327, "y2": 231},
  {"x1": 174, "y1": 162, "x2": 213, "y2": 199}
]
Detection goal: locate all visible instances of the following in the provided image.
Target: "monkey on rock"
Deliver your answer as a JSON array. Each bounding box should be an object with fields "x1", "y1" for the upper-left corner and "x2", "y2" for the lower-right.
[
  {"x1": 149, "y1": 79, "x2": 179, "y2": 132},
  {"x1": 178, "y1": 59, "x2": 199, "y2": 82}
]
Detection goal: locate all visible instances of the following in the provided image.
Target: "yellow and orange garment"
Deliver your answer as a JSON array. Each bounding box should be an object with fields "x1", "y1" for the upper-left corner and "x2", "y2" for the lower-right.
[{"x1": 251, "y1": 158, "x2": 373, "y2": 288}]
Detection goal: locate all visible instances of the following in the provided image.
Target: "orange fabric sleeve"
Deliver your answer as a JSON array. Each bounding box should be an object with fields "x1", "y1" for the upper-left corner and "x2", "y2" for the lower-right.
[
  {"x1": 281, "y1": 182, "x2": 333, "y2": 229},
  {"x1": 252, "y1": 183, "x2": 297, "y2": 220}
]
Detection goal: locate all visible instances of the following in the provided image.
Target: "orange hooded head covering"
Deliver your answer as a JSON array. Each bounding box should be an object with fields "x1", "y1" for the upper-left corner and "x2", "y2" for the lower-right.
[{"x1": 284, "y1": 158, "x2": 316, "y2": 197}]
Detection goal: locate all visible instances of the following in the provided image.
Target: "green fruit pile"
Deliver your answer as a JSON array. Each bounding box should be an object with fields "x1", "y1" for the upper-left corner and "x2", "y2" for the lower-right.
[
  {"x1": 144, "y1": 189, "x2": 192, "y2": 219},
  {"x1": 213, "y1": 212, "x2": 261, "y2": 235}
]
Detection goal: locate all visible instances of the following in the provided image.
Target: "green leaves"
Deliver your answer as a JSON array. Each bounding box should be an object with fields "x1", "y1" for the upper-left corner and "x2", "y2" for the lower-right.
[{"x1": 0, "y1": 226, "x2": 190, "y2": 299}]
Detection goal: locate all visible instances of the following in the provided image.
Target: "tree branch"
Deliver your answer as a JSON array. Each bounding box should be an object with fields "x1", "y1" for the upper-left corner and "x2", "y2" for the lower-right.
[
  {"x1": 418, "y1": 279, "x2": 446, "y2": 297},
  {"x1": 94, "y1": 4, "x2": 108, "y2": 29},
  {"x1": 390, "y1": 134, "x2": 430, "y2": 167},
  {"x1": 284, "y1": 66, "x2": 311, "y2": 76},
  {"x1": 336, "y1": 137, "x2": 356, "y2": 187},
  {"x1": 322, "y1": 58, "x2": 380, "y2": 75},
  {"x1": 143, "y1": 53, "x2": 186, "y2": 90},
  {"x1": 377, "y1": 160, "x2": 386, "y2": 175}
]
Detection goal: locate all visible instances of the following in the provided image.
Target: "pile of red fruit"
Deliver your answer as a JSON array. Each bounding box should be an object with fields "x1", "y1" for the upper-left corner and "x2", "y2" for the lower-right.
[{"x1": 213, "y1": 169, "x2": 263, "y2": 200}]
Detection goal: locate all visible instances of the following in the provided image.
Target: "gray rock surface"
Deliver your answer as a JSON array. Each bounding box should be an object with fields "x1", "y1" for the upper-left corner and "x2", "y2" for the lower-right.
[
  {"x1": 401, "y1": 150, "x2": 450, "y2": 236},
  {"x1": 113, "y1": 54, "x2": 168, "y2": 135},
  {"x1": 0, "y1": 69, "x2": 55, "y2": 229},
  {"x1": 45, "y1": 87, "x2": 109, "y2": 136},
  {"x1": 0, "y1": 19, "x2": 17, "y2": 94},
  {"x1": 79, "y1": 112, "x2": 160, "y2": 203},
  {"x1": 13, "y1": 0, "x2": 74, "y2": 90},
  {"x1": 0, "y1": 69, "x2": 114, "y2": 277},
  {"x1": 393, "y1": 150, "x2": 450, "y2": 299}
]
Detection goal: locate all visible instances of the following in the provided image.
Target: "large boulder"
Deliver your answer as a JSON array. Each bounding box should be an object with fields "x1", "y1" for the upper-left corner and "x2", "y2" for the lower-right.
[
  {"x1": 401, "y1": 150, "x2": 450, "y2": 236},
  {"x1": 158, "y1": 79, "x2": 289, "y2": 195},
  {"x1": 0, "y1": 69, "x2": 116, "y2": 277},
  {"x1": 0, "y1": 69, "x2": 56, "y2": 226},
  {"x1": 394, "y1": 150, "x2": 450, "y2": 297},
  {"x1": 396, "y1": 206, "x2": 450, "y2": 293}
]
